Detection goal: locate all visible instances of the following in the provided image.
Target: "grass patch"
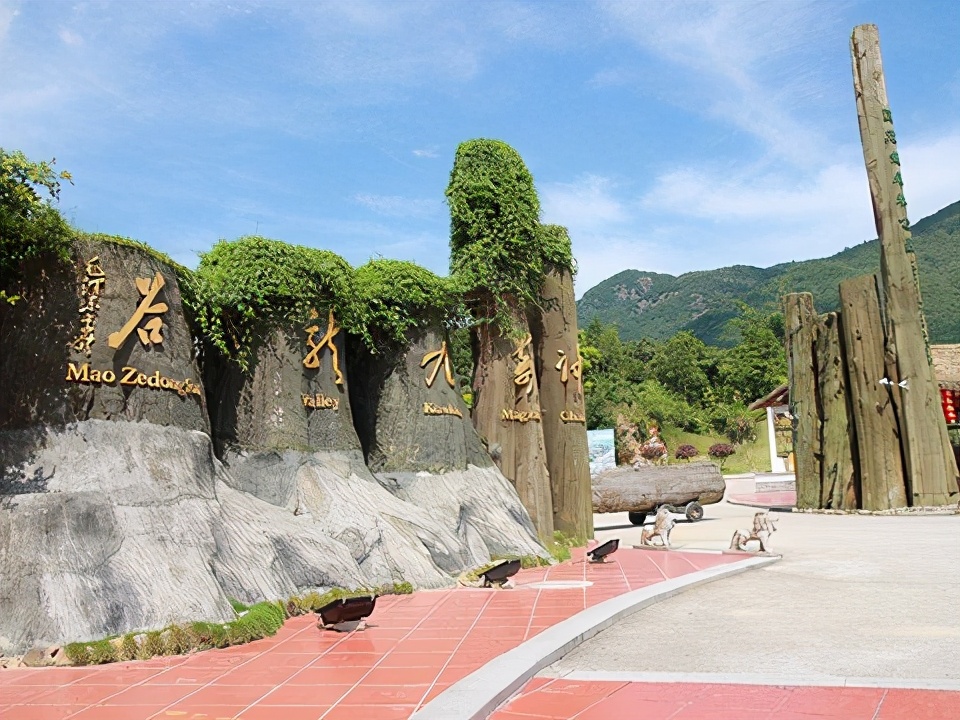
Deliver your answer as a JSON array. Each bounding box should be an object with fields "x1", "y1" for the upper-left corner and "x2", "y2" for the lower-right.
[
  {"x1": 64, "y1": 583, "x2": 412, "y2": 667},
  {"x1": 661, "y1": 420, "x2": 771, "y2": 475},
  {"x1": 228, "y1": 597, "x2": 250, "y2": 614}
]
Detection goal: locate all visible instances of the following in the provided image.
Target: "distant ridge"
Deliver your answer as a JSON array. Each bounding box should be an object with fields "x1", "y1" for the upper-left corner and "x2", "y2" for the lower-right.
[{"x1": 577, "y1": 200, "x2": 960, "y2": 345}]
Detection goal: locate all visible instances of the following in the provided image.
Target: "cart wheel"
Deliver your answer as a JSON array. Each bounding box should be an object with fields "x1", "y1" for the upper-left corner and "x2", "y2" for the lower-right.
[
  {"x1": 685, "y1": 501, "x2": 704, "y2": 522},
  {"x1": 628, "y1": 511, "x2": 646, "y2": 526}
]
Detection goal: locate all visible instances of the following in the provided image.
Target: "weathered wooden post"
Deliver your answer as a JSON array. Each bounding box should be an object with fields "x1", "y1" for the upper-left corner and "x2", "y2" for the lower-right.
[
  {"x1": 816, "y1": 312, "x2": 857, "y2": 509},
  {"x1": 851, "y1": 24, "x2": 959, "y2": 505},
  {"x1": 783, "y1": 292, "x2": 821, "y2": 508},
  {"x1": 838, "y1": 274, "x2": 906, "y2": 509},
  {"x1": 447, "y1": 139, "x2": 555, "y2": 542},
  {"x1": 528, "y1": 225, "x2": 594, "y2": 541}
]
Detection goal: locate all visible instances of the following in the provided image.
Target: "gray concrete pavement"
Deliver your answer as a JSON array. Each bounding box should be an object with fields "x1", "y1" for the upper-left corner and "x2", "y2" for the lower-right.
[{"x1": 545, "y1": 501, "x2": 960, "y2": 681}]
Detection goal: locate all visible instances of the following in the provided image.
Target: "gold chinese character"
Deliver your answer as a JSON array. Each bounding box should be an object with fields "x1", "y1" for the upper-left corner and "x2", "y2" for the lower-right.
[
  {"x1": 420, "y1": 340, "x2": 455, "y2": 388},
  {"x1": 303, "y1": 309, "x2": 343, "y2": 385},
  {"x1": 555, "y1": 348, "x2": 583, "y2": 394},
  {"x1": 86, "y1": 257, "x2": 104, "y2": 277},
  {"x1": 108, "y1": 272, "x2": 168, "y2": 349},
  {"x1": 512, "y1": 333, "x2": 534, "y2": 397}
]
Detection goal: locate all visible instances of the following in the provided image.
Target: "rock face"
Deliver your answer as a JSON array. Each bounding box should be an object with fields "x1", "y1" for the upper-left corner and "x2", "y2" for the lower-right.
[
  {"x1": 529, "y1": 265, "x2": 593, "y2": 540},
  {"x1": 0, "y1": 240, "x2": 363, "y2": 654},
  {"x1": 0, "y1": 239, "x2": 545, "y2": 655},
  {"x1": 349, "y1": 328, "x2": 545, "y2": 559},
  {"x1": 207, "y1": 319, "x2": 542, "y2": 590},
  {"x1": 0, "y1": 421, "x2": 363, "y2": 654},
  {"x1": 469, "y1": 312, "x2": 555, "y2": 543}
]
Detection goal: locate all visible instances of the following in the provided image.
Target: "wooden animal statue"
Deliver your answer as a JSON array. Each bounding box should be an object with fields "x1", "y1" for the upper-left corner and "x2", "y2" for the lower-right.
[
  {"x1": 730, "y1": 511, "x2": 778, "y2": 553},
  {"x1": 640, "y1": 506, "x2": 675, "y2": 547}
]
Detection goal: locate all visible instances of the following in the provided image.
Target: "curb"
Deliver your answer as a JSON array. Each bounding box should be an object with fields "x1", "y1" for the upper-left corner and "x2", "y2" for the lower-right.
[
  {"x1": 550, "y1": 670, "x2": 960, "y2": 692},
  {"x1": 725, "y1": 495, "x2": 795, "y2": 511},
  {"x1": 409, "y1": 554, "x2": 778, "y2": 720}
]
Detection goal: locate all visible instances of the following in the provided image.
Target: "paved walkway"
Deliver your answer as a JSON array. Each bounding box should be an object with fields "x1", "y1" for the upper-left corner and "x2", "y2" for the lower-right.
[
  {"x1": 496, "y1": 502, "x2": 960, "y2": 719},
  {"x1": 0, "y1": 548, "x2": 738, "y2": 720},
  {"x1": 490, "y1": 676, "x2": 959, "y2": 719}
]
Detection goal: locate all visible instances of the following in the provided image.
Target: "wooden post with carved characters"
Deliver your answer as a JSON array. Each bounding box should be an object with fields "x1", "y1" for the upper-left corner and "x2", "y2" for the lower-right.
[
  {"x1": 851, "y1": 24, "x2": 959, "y2": 505},
  {"x1": 529, "y1": 262, "x2": 593, "y2": 540}
]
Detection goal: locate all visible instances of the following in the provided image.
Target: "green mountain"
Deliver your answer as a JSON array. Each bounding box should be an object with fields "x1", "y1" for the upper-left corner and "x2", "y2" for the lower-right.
[{"x1": 577, "y1": 200, "x2": 960, "y2": 346}]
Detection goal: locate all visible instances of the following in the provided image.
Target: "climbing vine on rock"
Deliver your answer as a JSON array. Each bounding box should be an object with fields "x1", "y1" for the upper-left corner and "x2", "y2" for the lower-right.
[
  {"x1": 353, "y1": 259, "x2": 463, "y2": 353},
  {"x1": 191, "y1": 236, "x2": 355, "y2": 370},
  {"x1": 446, "y1": 139, "x2": 543, "y2": 334},
  {"x1": 537, "y1": 223, "x2": 575, "y2": 276}
]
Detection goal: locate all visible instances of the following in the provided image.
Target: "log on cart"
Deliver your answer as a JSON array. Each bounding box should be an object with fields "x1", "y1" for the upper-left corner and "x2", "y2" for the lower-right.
[{"x1": 592, "y1": 461, "x2": 726, "y2": 525}]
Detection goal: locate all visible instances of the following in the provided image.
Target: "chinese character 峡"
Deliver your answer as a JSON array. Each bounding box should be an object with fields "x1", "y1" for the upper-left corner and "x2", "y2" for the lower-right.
[{"x1": 303, "y1": 308, "x2": 344, "y2": 385}]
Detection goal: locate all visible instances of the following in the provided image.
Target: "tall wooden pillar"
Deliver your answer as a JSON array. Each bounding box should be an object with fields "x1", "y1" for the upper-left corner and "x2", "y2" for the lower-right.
[
  {"x1": 816, "y1": 312, "x2": 857, "y2": 509},
  {"x1": 529, "y1": 264, "x2": 593, "y2": 541},
  {"x1": 838, "y1": 274, "x2": 906, "y2": 510},
  {"x1": 851, "y1": 24, "x2": 959, "y2": 505},
  {"x1": 783, "y1": 293, "x2": 821, "y2": 509}
]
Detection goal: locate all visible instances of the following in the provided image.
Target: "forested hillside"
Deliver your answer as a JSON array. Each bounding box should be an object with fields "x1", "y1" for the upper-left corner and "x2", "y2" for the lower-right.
[{"x1": 578, "y1": 201, "x2": 960, "y2": 345}]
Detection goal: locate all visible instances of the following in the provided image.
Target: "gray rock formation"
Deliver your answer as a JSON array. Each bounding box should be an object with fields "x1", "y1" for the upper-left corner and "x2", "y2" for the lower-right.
[
  {"x1": 0, "y1": 240, "x2": 363, "y2": 654},
  {"x1": 349, "y1": 328, "x2": 545, "y2": 559},
  {"x1": 209, "y1": 323, "x2": 542, "y2": 588},
  {"x1": 0, "y1": 421, "x2": 363, "y2": 654},
  {"x1": 0, "y1": 238, "x2": 543, "y2": 654}
]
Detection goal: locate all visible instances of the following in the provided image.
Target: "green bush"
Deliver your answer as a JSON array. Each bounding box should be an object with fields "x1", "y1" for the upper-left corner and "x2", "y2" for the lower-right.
[
  {"x1": 353, "y1": 259, "x2": 462, "y2": 352},
  {"x1": 1, "y1": 148, "x2": 74, "y2": 304},
  {"x1": 117, "y1": 633, "x2": 139, "y2": 662},
  {"x1": 137, "y1": 631, "x2": 165, "y2": 660},
  {"x1": 63, "y1": 584, "x2": 418, "y2": 666},
  {"x1": 446, "y1": 139, "x2": 543, "y2": 334},
  {"x1": 708, "y1": 402, "x2": 761, "y2": 445},
  {"x1": 192, "y1": 236, "x2": 355, "y2": 370}
]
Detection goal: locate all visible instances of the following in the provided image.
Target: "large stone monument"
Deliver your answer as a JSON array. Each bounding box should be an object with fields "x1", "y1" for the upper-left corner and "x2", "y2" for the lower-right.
[
  {"x1": 347, "y1": 260, "x2": 544, "y2": 560},
  {"x1": 0, "y1": 237, "x2": 364, "y2": 655}
]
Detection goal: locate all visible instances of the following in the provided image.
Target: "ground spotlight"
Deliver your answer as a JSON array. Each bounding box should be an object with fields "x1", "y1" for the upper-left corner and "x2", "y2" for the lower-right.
[
  {"x1": 317, "y1": 595, "x2": 377, "y2": 631},
  {"x1": 480, "y1": 558, "x2": 521, "y2": 587},
  {"x1": 587, "y1": 538, "x2": 619, "y2": 563}
]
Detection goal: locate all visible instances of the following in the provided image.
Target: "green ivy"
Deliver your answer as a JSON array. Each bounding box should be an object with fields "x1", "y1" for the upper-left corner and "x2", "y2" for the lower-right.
[
  {"x1": 353, "y1": 259, "x2": 462, "y2": 353},
  {"x1": 0, "y1": 148, "x2": 74, "y2": 303},
  {"x1": 191, "y1": 236, "x2": 356, "y2": 370},
  {"x1": 538, "y1": 223, "x2": 575, "y2": 275},
  {"x1": 446, "y1": 139, "x2": 543, "y2": 334}
]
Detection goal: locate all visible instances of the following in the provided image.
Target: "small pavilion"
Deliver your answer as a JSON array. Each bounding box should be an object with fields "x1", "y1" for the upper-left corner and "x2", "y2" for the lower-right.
[{"x1": 749, "y1": 384, "x2": 791, "y2": 473}]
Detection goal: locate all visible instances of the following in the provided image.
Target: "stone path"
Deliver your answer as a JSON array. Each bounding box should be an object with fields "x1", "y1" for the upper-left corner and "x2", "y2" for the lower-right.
[
  {"x1": 489, "y1": 499, "x2": 960, "y2": 720},
  {"x1": 0, "y1": 547, "x2": 740, "y2": 720}
]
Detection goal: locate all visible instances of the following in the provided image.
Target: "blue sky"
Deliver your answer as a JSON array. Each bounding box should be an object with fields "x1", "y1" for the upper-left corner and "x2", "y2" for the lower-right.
[{"x1": 2, "y1": 1, "x2": 958, "y2": 297}]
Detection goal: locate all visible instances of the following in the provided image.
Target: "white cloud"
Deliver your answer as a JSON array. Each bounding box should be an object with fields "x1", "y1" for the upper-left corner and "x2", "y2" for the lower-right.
[
  {"x1": 598, "y1": 0, "x2": 845, "y2": 168},
  {"x1": 541, "y1": 174, "x2": 628, "y2": 229},
  {"x1": 353, "y1": 193, "x2": 441, "y2": 218},
  {"x1": 0, "y1": 1, "x2": 17, "y2": 45},
  {"x1": 412, "y1": 148, "x2": 439, "y2": 158},
  {"x1": 559, "y1": 129, "x2": 960, "y2": 297},
  {"x1": 57, "y1": 27, "x2": 82, "y2": 46}
]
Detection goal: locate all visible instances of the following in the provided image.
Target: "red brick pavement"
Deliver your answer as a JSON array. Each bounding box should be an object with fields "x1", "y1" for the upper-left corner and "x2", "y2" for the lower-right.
[
  {"x1": 0, "y1": 547, "x2": 736, "y2": 720},
  {"x1": 490, "y1": 677, "x2": 960, "y2": 720}
]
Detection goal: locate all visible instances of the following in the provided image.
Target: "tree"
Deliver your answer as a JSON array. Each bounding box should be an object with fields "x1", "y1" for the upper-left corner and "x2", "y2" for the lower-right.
[
  {"x1": 0, "y1": 148, "x2": 73, "y2": 302},
  {"x1": 650, "y1": 331, "x2": 711, "y2": 404},
  {"x1": 717, "y1": 305, "x2": 787, "y2": 403}
]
